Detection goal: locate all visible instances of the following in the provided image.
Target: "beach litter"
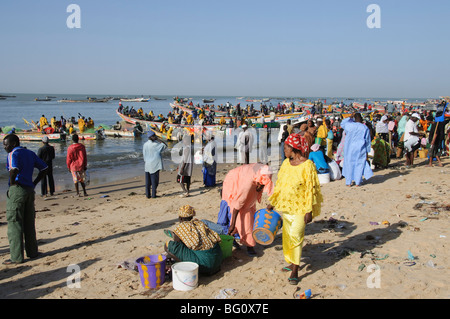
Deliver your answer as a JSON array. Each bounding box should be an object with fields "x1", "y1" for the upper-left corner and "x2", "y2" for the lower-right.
[
  {"x1": 336, "y1": 284, "x2": 347, "y2": 291},
  {"x1": 403, "y1": 261, "x2": 416, "y2": 266},
  {"x1": 215, "y1": 288, "x2": 238, "y2": 299},
  {"x1": 293, "y1": 288, "x2": 312, "y2": 299},
  {"x1": 117, "y1": 258, "x2": 139, "y2": 272},
  {"x1": 375, "y1": 254, "x2": 389, "y2": 260},
  {"x1": 407, "y1": 250, "x2": 416, "y2": 261}
]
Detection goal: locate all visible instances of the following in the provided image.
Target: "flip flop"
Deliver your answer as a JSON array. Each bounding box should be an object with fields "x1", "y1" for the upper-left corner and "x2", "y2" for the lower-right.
[
  {"x1": 2, "y1": 259, "x2": 22, "y2": 265},
  {"x1": 281, "y1": 267, "x2": 292, "y2": 272},
  {"x1": 288, "y1": 277, "x2": 300, "y2": 285},
  {"x1": 164, "y1": 229, "x2": 173, "y2": 238}
]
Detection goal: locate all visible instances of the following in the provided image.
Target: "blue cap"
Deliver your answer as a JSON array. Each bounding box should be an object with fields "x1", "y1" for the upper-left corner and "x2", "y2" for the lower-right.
[{"x1": 147, "y1": 131, "x2": 155, "y2": 138}]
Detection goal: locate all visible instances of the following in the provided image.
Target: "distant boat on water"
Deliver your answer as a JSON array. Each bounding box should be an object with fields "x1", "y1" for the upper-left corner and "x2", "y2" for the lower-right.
[
  {"x1": 120, "y1": 98, "x2": 149, "y2": 102},
  {"x1": 203, "y1": 98, "x2": 215, "y2": 103},
  {"x1": 58, "y1": 97, "x2": 109, "y2": 103},
  {"x1": 153, "y1": 97, "x2": 167, "y2": 100},
  {"x1": 35, "y1": 97, "x2": 52, "y2": 101}
]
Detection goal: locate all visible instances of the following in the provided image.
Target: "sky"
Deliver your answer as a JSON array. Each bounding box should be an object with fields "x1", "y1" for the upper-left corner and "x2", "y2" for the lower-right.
[{"x1": 0, "y1": 0, "x2": 449, "y2": 98}]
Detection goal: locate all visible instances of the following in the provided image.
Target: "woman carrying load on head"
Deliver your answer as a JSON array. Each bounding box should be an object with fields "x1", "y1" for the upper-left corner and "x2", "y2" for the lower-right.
[
  {"x1": 267, "y1": 133, "x2": 323, "y2": 285},
  {"x1": 221, "y1": 163, "x2": 274, "y2": 257}
]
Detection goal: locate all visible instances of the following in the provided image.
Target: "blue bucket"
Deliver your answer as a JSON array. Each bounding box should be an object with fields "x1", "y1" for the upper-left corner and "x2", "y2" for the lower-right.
[{"x1": 252, "y1": 209, "x2": 282, "y2": 245}]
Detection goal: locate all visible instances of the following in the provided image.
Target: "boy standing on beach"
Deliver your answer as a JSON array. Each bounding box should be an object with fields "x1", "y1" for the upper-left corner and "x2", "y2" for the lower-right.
[
  {"x1": 37, "y1": 136, "x2": 55, "y2": 197},
  {"x1": 66, "y1": 134, "x2": 88, "y2": 197},
  {"x1": 143, "y1": 131, "x2": 167, "y2": 198}
]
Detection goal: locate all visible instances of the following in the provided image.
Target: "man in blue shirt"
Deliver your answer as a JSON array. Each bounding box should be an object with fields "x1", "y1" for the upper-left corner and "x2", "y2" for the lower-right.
[
  {"x1": 3, "y1": 134, "x2": 48, "y2": 264},
  {"x1": 143, "y1": 131, "x2": 167, "y2": 198}
]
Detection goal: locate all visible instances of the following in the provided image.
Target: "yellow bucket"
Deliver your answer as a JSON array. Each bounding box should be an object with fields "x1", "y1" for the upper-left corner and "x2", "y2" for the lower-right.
[{"x1": 418, "y1": 149, "x2": 428, "y2": 158}]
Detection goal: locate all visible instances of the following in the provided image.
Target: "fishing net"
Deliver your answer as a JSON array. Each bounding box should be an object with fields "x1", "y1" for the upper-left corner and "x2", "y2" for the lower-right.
[
  {"x1": 97, "y1": 124, "x2": 112, "y2": 130},
  {"x1": 1, "y1": 126, "x2": 24, "y2": 133}
]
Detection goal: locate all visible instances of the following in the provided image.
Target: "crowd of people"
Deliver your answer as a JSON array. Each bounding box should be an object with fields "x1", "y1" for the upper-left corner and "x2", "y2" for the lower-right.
[
  {"x1": 148, "y1": 99, "x2": 449, "y2": 284},
  {"x1": 2, "y1": 98, "x2": 448, "y2": 290},
  {"x1": 35, "y1": 114, "x2": 96, "y2": 135},
  {"x1": 117, "y1": 99, "x2": 359, "y2": 131}
]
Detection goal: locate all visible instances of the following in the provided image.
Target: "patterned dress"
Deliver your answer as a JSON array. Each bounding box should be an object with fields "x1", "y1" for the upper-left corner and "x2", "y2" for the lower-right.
[{"x1": 269, "y1": 159, "x2": 323, "y2": 265}]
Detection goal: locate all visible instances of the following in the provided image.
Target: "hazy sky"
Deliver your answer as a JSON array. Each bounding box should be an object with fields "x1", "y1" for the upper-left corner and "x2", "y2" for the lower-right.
[{"x1": 0, "y1": 0, "x2": 449, "y2": 98}]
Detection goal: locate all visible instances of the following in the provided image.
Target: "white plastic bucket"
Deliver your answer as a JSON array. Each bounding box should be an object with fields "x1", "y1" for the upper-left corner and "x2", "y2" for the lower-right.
[
  {"x1": 318, "y1": 172, "x2": 330, "y2": 185},
  {"x1": 328, "y1": 160, "x2": 342, "y2": 181},
  {"x1": 171, "y1": 262, "x2": 199, "y2": 291}
]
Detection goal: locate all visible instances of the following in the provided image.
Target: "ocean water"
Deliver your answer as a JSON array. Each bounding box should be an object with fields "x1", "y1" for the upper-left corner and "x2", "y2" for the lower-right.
[
  {"x1": 0, "y1": 93, "x2": 431, "y2": 200},
  {"x1": 0, "y1": 93, "x2": 178, "y2": 200}
]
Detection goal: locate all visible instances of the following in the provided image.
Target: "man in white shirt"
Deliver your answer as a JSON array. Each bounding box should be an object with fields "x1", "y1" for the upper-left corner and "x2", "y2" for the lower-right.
[
  {"x1": 239, "y1": 124, "x2": 254, "y2": 164},
  {"x1": 143, "y1": 131, "x2": 167, "y2": 198},
  {"x1": 403, "y1": 113, "x2": 423, "y2": 167}
]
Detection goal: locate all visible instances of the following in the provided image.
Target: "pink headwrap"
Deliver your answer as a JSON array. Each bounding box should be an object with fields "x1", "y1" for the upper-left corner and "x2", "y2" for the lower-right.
[
  {"x1": 253, "y1": 165, "x2": 274, "y2": 200},
  {"x1": 310, "y1": 143, "x2": 321, "y2": 152},
  {"x1": 222, "y1": 164, "x2": 274, "y2": 209}
]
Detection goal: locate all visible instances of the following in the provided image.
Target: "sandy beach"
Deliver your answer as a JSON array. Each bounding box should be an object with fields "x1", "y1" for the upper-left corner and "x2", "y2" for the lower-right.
[{"x1": 0, "y1": 156, "x2": 448, "y2": 300}]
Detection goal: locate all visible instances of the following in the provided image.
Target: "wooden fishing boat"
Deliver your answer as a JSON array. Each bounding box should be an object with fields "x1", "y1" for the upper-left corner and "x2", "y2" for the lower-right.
[
  {"x1": 58, "y1": 98, "x2": 109, "y2": 103},
  {"x1": 146, "y1": 124, "x2": 188, "y2": 142},
  {"x1": 102, "y1": 129, "x2": 136, "y2": 138},
  {"x1": 202, "y1": 98, "x2": 215, "y2": 103},
  {"x1": 120, "y1": 98, "x2": 149, "y2": 102},
  {"x1": 116, "y1": 110, "x2": 225, "y2": 132},
  {"x1": 171, "y1": 102, "x2": 308, "y2": 123},
  {"x1": 78, "y1": 133, "x2": 104, "y2": 140},
  {"x1": 171, "y1": 102, "x2": 229, "y2": 117},
  {"x1": 1, "y1": 132, "x2": 67, "y2": 142}
]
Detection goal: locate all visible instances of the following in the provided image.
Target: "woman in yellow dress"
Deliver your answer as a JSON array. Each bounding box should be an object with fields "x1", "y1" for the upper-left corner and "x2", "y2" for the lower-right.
[{"x1": 268, "y1": 133, "x2": 323, "y2": 285}]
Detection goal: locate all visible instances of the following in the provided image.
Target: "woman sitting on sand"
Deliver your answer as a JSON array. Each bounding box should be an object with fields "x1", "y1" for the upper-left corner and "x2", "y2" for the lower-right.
[
  {"x1": 268, "y1": 133, "x2": 323, "y2": 285},
  {"x1": 371, "y1": 134, "x2": 391, "y2": 169},
  {"x1": 164, "y1": 205, "x2": 223, "y2": 276},
  {"x1": 308, "y1": 143, "x2": 329, "y2": 174}
]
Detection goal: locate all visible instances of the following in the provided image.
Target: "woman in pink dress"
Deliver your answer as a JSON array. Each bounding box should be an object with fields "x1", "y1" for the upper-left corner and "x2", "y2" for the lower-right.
[{"x1": 221, "y1": 163, "x2": 274, "y2": 256}]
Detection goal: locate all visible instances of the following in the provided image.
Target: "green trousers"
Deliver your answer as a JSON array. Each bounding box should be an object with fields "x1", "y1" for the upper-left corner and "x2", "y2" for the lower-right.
[{"x1": 6, "y1": 185, "x2": 38, "y2": 263}]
